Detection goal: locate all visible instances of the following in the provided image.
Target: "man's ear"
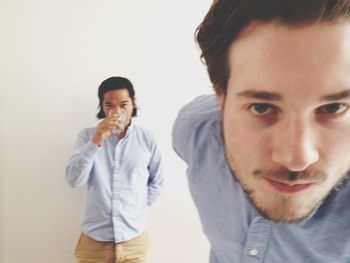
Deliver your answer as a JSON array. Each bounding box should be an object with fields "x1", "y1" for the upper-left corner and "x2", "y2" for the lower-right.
[{"x1": 213, "y1": 84, "x2": 225, "y2": 111}]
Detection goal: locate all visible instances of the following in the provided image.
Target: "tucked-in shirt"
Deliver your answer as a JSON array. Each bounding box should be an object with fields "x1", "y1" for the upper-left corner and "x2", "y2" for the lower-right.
[
  {"x1": 66, "y1": 122, "x2": 164, "y2": 243},
  {"x1": 172, "y1": 94, "x2": 350, "y2": 263}
]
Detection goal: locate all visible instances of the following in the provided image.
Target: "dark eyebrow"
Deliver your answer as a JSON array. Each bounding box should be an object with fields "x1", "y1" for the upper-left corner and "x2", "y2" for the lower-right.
[
  {"x1": 321, "y1": 90, "x2": 350, "y2": 101},
  {"x1": 236, "y1": 90, "x2": 282, "y2": 101}
]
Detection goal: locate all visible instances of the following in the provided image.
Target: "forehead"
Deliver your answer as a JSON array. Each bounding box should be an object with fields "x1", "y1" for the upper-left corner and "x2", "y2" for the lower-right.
[
  {"x1": 232, "y1": 20, "x2": 350, "y2": 59},
  {"x1": 228, "y1": 21, "x2": 350, "y2": 97},
  {"x1": 103, "y1": 88, "x2": 131, "y2": 102}
]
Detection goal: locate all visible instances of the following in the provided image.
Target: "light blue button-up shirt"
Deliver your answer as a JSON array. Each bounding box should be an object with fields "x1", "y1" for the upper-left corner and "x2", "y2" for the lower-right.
[
  {"x1": 172, "y1": 95, "x2": 350, "y2": 263},
  {"x1": 66, "y1": 122, "x2": 164, "y2": 243}
]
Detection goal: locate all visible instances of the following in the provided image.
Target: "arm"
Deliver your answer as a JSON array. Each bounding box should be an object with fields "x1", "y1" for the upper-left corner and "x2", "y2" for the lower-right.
[
  {"x1": 66, "y1": 113, "x2": 122, "y2": 188},
  {"x1": 65, "y1": 129, "x2": 99, "y2": 188},
  {"x1": 147, "y1": 139, "x2": 164, "y2": 206}
]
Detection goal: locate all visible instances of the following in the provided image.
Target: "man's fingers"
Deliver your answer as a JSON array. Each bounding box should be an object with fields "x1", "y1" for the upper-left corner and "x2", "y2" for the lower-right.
[
  {"x1": 104, "y1": 115, "x2": 119, "y2": 123},
  {"x1": 99, "y1": 117, "x2": 119, "y2": 125},
  {"x1": 99, "y1": 118, "x2": 121, "y2": 129}
]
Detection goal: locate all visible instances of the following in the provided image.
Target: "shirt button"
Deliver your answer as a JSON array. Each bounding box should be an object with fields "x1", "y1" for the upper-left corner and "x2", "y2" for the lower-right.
[{"x1": 249, "y1": 249, "x2": 258, "y2": 256}]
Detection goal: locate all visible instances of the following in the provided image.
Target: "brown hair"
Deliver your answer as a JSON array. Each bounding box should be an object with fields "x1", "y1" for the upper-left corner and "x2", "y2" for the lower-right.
[{"x1": 196, "y1": 0, "x2": 350, "y2": 93}]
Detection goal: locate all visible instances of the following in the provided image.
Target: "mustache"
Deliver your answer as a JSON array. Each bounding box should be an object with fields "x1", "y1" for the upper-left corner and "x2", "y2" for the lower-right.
[{"x1": 253, "y1": 168, "x2": 327, "y2": 182}]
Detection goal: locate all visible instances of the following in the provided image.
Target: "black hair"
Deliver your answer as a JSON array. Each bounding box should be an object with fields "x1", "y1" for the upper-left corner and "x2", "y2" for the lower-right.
[{"x1": 96, "y1": 76, "x2": 138, "y2": 119}]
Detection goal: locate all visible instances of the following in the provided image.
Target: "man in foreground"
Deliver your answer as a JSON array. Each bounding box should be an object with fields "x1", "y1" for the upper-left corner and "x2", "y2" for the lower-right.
[{"x1": 173, "y1": 1, "x2": 350, "y2": 262}]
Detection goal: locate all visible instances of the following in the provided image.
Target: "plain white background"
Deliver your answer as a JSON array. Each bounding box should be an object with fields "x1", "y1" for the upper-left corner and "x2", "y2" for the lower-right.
[{"x1": 0, "y1": 0, "x2": 215, "y2": 262}]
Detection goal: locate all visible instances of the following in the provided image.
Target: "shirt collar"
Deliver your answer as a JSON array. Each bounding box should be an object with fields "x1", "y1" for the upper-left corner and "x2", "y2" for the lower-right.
[
  {"x1": 109, "y1": 120, "x2": 135, "y2": 142},
  {"x1": 305, "y1": 171, "x2": 350, "y2": 220},
  {"x1": 118, "y1": 120, "x2": 135, "y2": 140},
  {"x1": 125, "y1": 120, "x2": 135, "y2": 135}
]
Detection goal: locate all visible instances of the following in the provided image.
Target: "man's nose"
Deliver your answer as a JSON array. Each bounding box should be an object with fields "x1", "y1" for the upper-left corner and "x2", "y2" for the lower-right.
[
  {"x1": 271, "y1": 118, "x2": 319, "y2": 171},
  {"x1": 115, "y1": 107, "x2": 122, "y2": 114},
  {"x1": 111, "y1": 107, "x2": 122, "y2": 114}
]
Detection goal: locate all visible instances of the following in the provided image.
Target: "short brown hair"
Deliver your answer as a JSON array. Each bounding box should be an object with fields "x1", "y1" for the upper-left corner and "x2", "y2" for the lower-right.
[{"x1": 196, "y1": 0, "x2": 350, "y2": 93}]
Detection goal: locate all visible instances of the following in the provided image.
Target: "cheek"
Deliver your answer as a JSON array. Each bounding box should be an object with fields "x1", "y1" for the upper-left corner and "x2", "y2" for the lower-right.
[
  {"x1": 125, "y1": 106, "x2": 134, "y2": 119},
  {"x1": 129, "y1": 105, "x2": 134, "y2": 115},
  {"x1": 319, "y1": 129, "x2": 350, "y2": 166},
  {"x1": 102, "y1": 106, "x2": 109, "y2": 116},
  {"x1": 223, "y1": 111, "x2": 271, "y2": 161}
]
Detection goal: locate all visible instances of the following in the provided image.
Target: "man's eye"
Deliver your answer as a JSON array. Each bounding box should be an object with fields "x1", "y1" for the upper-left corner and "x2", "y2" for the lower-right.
[
  {"x1": 318, "y1": 103, "x2": 348, "y2": 115},
  {"x1": 249, "y1": 104, "x2": 274, "y2": 115}
]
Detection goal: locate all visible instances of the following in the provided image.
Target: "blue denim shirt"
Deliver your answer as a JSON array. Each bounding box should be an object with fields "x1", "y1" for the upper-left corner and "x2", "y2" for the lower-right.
[
  {"x1": 66, "y1": 122, "x2": 164, "y2": 242},
  {"x1": 172, "y1": 95, "x2": 350, "y2": 263}
]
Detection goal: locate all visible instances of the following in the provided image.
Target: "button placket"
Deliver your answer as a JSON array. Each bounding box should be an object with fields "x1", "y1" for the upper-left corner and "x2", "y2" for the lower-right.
[
  {"x1": 112, "y1": 140, "x2": 122, "y2": 239},
  {"x1": 242, "y1": 217, "x2": 272, "y2": 262},
  {"x1": 249, "y1": 249, "x2": 258, "y2": 256}
]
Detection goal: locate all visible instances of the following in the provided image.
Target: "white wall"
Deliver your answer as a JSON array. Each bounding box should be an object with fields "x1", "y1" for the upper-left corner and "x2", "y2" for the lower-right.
[{"x1": 0, "y1": 1, "x2": 214, "y2": 262}]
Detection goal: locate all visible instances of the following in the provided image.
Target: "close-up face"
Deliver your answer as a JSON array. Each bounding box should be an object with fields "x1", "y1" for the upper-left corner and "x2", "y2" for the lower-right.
[
  {"x1": 218, "y1": 21, "x2": 350, "y2": 223},
  {"x1": 102, "y1": 88, "x2": 134, "y2": 127}
]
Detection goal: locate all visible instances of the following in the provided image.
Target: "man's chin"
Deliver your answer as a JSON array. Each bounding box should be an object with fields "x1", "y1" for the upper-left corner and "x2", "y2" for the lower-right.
[
  {"x1": 256, "y1": 206, "x2": 313, "y2": 223},
  {"x1": 250, "y1": 197, "x2": 320, "y2": 223}
]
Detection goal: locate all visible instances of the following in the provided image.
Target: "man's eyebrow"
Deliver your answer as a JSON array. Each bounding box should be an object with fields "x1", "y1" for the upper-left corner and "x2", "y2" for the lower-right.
[
  {"x1": 321, "y1": 90, "x2": 350, "y2": 101},
  {"x1": 236, "y1": 90, "x2": 282, "y2": 101}
]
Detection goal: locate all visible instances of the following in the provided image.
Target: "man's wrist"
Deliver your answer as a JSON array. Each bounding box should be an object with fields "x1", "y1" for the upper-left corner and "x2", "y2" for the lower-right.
[{"x1": 91, "y1": 137, "x2": 102, "y2": 147}]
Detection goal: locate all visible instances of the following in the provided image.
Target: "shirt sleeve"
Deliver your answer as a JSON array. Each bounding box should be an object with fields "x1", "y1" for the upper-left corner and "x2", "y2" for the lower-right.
[
  {"x1": 147, "y1": 136, "x2": 164, "y2": 206},
  {"x1": 65, "y1": 129, "x2": 99, "y2": 188}
]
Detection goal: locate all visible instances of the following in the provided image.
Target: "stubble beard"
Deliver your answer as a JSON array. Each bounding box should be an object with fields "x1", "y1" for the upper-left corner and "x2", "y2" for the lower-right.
[
  {"x1": 224, "y1": 152, "x2": 324, "y2": 223},
  {"x1": 220, "y1": 123, "x2": 347, "y2": 224}
]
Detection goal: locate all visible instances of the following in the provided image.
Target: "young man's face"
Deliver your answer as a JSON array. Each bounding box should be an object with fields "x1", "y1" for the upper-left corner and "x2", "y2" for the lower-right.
[
  {"x1": 102, "y1": 88, "x2": 134, "y2": 127},
  {"x1": 218, "y1": 21, "x2": 350, "y2": 222}
]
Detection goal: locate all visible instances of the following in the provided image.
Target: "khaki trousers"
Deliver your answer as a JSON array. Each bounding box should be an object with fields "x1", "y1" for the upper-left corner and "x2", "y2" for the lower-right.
[{"x1": 74, "y1": 232, "x2": 148, "y2": 263}]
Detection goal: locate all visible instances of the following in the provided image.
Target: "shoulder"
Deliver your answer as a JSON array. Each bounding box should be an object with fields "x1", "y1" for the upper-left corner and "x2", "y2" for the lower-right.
[
  {"x1": 74, "y1": 127, "x2": 96, "y2": 141},
  {"x1": 78, "y1": 127, "x2": 97, "y2": 138},
  {"x1": 173, "y1": 94, "x2": 221, "y2": 136},
  {"x1": 172, "y1": 94, "x2": 222, "y2": 163},
  {"x1": 131, "y1": 123, "x2": 158, "y2": 149},
  {"x1": 132, "y1": 123, "x2": 155, "y2": 139},
  {"x1": 176, "y1": 94, "x2": 220, "y2": 122}
]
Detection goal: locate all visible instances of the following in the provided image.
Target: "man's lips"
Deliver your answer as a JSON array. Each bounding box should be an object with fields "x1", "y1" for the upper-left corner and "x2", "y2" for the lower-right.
[{"x1": 264, "y1": 178, "x2": 314, "y2": 193}]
